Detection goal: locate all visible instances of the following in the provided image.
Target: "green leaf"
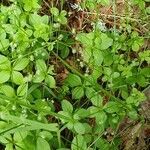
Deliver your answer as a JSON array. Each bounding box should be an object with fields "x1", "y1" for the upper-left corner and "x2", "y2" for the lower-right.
[
  {"x1": 103, "y1": 51, "x2": 113, "y2": 66},
  {"x1": 11, "y1": 71, "x2": 24, "y2": 85},
  {"x1": 0, "y1": 132, "x2": 12, "y2": 144},
  {"x1": 0, "y1": 70, "x2": 10, "y2": 83},
  {"x1": 95, "y1": 138, "x2": 110, "y2": 149},
  {"x1": 76, "y1": 32, "x2": 94, "y2": 47},
  {"x1": 71, "y1": 135, "x2": 87, "y2": 150},
  {"x1": 82, "y1": 47, "x2": 92, "y2": 64},
  {"x1": 35, "y1": 99, "x2": 51, "y2": 113},
  {"x1": 75, "y1": 108, "x2": 90, "y2": 118},
  {"x1": 0, "y1": 55, "x2": 11, "y2": 70},
  {"x1": 39, "y1": 131, "x2": 53, "y2": 141},
  {"x1": 0, "y1": 85, "x2": 15, "y2": 97},
  {"x1": 50, "y1": 7, "x2": 59, "y2": 16},
  {"x1": 0, "y1": 39, "x2": 9, "y2": 52},
  {"x1": 17, "y1": 84, "x2": 28, "y2": 97},
  {"x1": 104, "y1": 102, "x2": 122, "y2": 113},
  {"x1": 101, "y1": 33, "x2": 113, "y2": 49},
  {"x1": 33, "y1": 73, "x2": 45, "y2": 83},
  {"x1": 121, "y1": 89, "x2": 129, "y2": 99},
  {"x1": 61, "y1": 100, "x2": 73, "y2": 113},
  {"x1": 74, "y1": 122, "x2": 85, "y2": 134},
  {"x1": 85, "y1": 87, "x2": 96, "y2": 99},
  {"x1": 42, "y1": 15, "x2": 49, "y2": 24},
  {"x1": 91, "y1": 66, "x2": 103, "y2": 80},
  {"x1": 29, "y1": 13, "x2": 43, "y2": 25},
  {"x1": 23, "y1": 0, "x2": 40, "y2": 11},
  {"x1": 126, "y1": 88, "x2": 146, "y2": 106},
  {"x1": 72, "y1": 86, "x2": 84, "y2": 99},
  {"x1": 66, "y1": 122, "x2": 74, "y2": 130},
  {"x1": 15, "y1": 134, "x2": 36, "y2": 150},
  {"x1": 86, "y1": 87, "x2": 103, "y2": 107},
  {"x1": 14, "y1": 131, "x2": 28, "y2": 142},
  {"x1": 97, "y1": 0, "x2": 110, "y2": 6},
  {"x1": 0, "y1": 113, "x2": 58, "y2": 132},
  {"x1": 36, "y1": 137, "x2": 50, "y2": 150},
  {"x1": 91, "y1": 94, "x2": 103, "y2": 107},
  {"x1": 0, "y1": 28, "x2": 6, "y2": 39},
  {"x1": 31, "y1": 88, "x2": 42, "y2": 99},
  {"x1": 34, "y1": 49, "x2": 49, "y2": 60},
  {"x1": 137, "y1": 75, "x2": 147, "y2": 87},
  {"x1": 45, "y1": 75, "x2": 56, "y2": 88},
  {"x1": 128, "y1": 110, "x2": 138, "y2": 120},
  {"x1": 13, "y1": 58, "x2": 29, "y2": 71},
  {"x1": 132, "y1": 42, "x2": 139, "y2": 51},
  {"x1": 5, "y1": 144, "x2": 13, "y2": 150},
  {"x1": 58, "y1": 12, "x2": 67, "y2": 25},
  {"x1": 140, "y1": 67, "x2": 150, "y2": 77},
  {"x1": 146, "y1": 7, "x2": 150, "y2": 14},
  {"x1": 66, "y1": 74, "x2": 82, "y2": 87},
  {"x1": 33, "y1": 24, "x2": 50, "y2": 41},
  {"x1": 85, "y1": 0, "x2": 96, "y2": 10},
  {"x1": 94, "y1": 49, "x2": 103, "y2": 66},
  {"x1": 95, "y1": 111, "x2": 107, "y2": 125},
  {"x1": 60, "y1": 48, "x2": 70, "y2": 59},
  {"x1": 88, "y1": 106, "x2": 100, "y2": 117},
  {"x1": 58, "y1": 111, "x2": 71, "y2": 123},
  {"x1": 36, "y1": 59, "x2": 47, "y2": 73},
  {"x1": 33, "y1": 59, "x2": 47, "y2": 83}
]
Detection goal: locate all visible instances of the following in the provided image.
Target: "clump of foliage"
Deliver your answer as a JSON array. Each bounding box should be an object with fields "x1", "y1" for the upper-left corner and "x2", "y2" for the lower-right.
[{"x1": 0, "y1": 0, "x2": 149, "y2": 150}]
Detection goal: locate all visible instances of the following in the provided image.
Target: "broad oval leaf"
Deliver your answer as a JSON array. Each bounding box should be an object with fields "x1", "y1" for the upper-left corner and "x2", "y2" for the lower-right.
[
  {"x1": 14, "y1": 131, "x2": 28, "y2": 142},
  {"x1": 36, "y1": 137, "x2": 50, "y2": 150},
  {"x1": 72, "y1": 86, "x2": 84, "y2": 99},
  {"x1": 50, "y1": 7, "x2": 59, "y2": 16},
  {"x1": 74, "y1": 122, "x2": 85, "y2": 134},
  {"x1": 71, "y1": 135, "x2": 87, "y2": 150},
  {"x1": 0, "y1": 70, "x2": 10, "y2": 83},
  {"x1": 94, "y1": 49, "x2": 103, "y2": 66},
  {"x1": 101, "y1": 33, "x2": 113, "y2": 50},
  {"x1": 95, "y1": 111, "x2": 107, "y2": 125},
  {"x1": 66, "y1": 74, "x2": 82, "y2": 87},
  {"x1": 33, "y1": 73, "x2": 45, "y2": 83},
  {"x1": 13, "y1": 58, "x2": 29, "y2": 71},
  {"x1": 0, "y1": 55, "x2": 11, "y2": 70},
  {"x1": 0, "y1": 85, "x2": 15, "y2": 97},
  {"x1": 104, "y1": 101, "x2": 122, "y2": 113},
  {"x1": 17, "y1": 83, "x2": 28, "y2": 97},
  {"x1": 0, "y1": 39, "x2": 9, "y2": 52},
  {"x1": 5, "y1": 144, "x2": 13, "y2": 150},
  {"x1": 11, "y1": 71, "x2": 24, "y2": 85},
  {"x1": 85, "y1": 87, "x2": 96, "y2": 99},
  {"x1": 91, "y1": 94, "x2": 103, "y2": 107},
  {"x1": 76, "y1": 32, "x2": 94, "y2": 47},
  {"x1": 36, "y1": 59, "x2": 47, "y2": 73},
  {"x1": 45, "y1": 75, "x2": 56, "y2": 88},
  {"x1": 75, "y1": 108, "x2": 90, "y2": 118},
  {"x1": 61, "y1": 100, "x2": 73, "y2": 113},
  {"x1": 39, "y1": 131, "x2": 53, "y2": 141}
]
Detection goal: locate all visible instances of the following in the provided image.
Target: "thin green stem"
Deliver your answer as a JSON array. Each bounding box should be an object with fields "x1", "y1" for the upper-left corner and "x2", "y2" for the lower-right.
[{"x1": 0, "y1": 94, "x2": 69, "y2": 120}]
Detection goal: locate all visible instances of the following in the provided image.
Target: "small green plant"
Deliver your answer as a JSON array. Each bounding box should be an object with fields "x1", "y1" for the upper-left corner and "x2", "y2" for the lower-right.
[
  {"x1": 84, "y1": 0, "x2": 110, "y2": 10},
  {"x1": 0, "y1": 0, "x2": 149, "y2": 150}
]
